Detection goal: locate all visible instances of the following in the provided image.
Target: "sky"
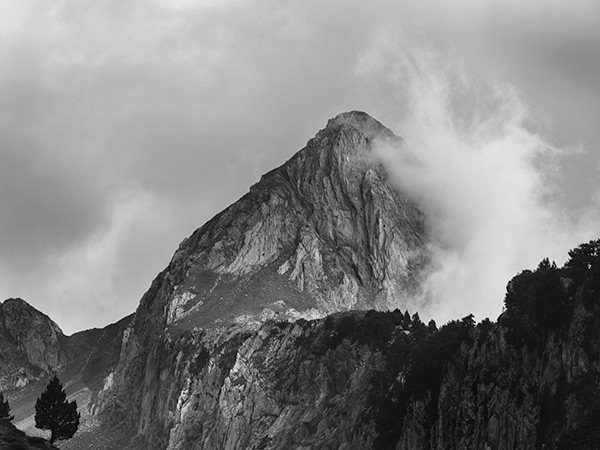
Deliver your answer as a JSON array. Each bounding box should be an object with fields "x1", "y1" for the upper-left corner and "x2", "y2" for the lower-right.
[{"x1": 0, "y1": 0, "x2": 599, "y2": 334}]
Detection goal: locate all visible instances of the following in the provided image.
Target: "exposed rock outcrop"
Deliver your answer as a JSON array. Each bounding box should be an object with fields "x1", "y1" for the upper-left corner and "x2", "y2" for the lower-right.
[
  {"x1": 0, "y1": 298, "x2": 67, "y2": 391},
  {"x1": 121, "y1": 261, "x2": 600, "y2": 450},
  {"x1": 0, "y1": 298, "x2": 132, "y2": 448},
  {"x1": 100, "y1": 310, "x2": 426, "y2": 450},
  {"x1": 0, "y1": 296, "x2": 131, "y2": 397},
  {"x1": 95, "y1": 111, "x2": 431, "y2": 445},
  {"x1": 145, "y1": 110, "x2": 429, "y2": 336}
]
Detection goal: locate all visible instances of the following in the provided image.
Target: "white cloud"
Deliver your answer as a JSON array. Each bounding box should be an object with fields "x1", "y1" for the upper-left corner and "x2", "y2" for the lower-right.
[
  {"x1": 369, "y1": 41, "x2": 600, "y2": 324},
  {"x1": 0, "y1": 0, "x2": 599, "y2": 332}
]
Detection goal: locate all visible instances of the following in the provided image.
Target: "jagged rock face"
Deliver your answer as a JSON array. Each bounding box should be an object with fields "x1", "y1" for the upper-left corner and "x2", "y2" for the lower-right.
[
  {"x1": 155, "y1": 278, "x2": 600, "y2": 450},
  {"x1": 159, "y1": 321, "x2": 386, "y2": 450},
  {"x1": 143, "y1": 110, "x2": 428, "y2": 336},
  {"x1": 97, "y1": 111, "x2": 430, "y2": 442},
  {"x1": 99, "y1": 238, "x2": 600, "y2": 449},
  {"x1": 0, "y1": 297, "x2": 132, "y2": 395},
  {"x1": 6, "y1": 113, "x2": 600, "y2": 449},
  {"x1": 0, "y1": 298, "x2": 68, "y2": 390},
  {"x1": 98, "y1": 311, "x2": 416, "y2": 450},
  {"x1": 0, "y1": 297, "x2": 132, "y2": 449}
]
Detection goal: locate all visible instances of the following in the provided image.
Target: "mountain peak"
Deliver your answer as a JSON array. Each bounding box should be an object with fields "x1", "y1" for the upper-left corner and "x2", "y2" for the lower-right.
[
  {"x1": 2, "y1": 297, "x2": 30, "y2": 308},
  {"x1": 0, "y1": 297, "x2": 64, "y2": 335},
  {"x1": 0, "y1": 297, "x2": 68, "y2": 391},
  {"x1": 132, "y1": 112, "x2": 429, "y2": 336},
  {"x1": 324, "y1": 111, "x2": 397, "y2": 141},
  {"x1": 92, "y1": 113, "x2": 432, "y2": 446}
]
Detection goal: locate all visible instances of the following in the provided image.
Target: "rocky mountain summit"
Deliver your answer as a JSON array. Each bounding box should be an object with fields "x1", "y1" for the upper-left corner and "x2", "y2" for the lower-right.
[
  {"x1": 2, "y1": 111, "x2": 432, "y2": 449},
  {"x1": 156, "y1": 110, "x2": 429, "y2": 334},
  {"x1": 5, "y1": 112, "x2": 600, "y2": 450},
  {"x1": 90, "y1": 111, "x2": 432, "y2": 447}
]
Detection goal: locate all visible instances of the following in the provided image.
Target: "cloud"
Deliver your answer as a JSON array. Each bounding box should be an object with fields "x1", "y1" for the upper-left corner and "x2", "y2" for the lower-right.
[
  {"x1": 0, "y1": 0, "x2": 393, "y2": 333},
  {"x1": 0, "y1": 0, "x2": 599, "y2": 332},
  {"x1": 45, "y1": 189, "x2": 176, "y2": 331},
  {"x1": 369, "y1": 38, "x2": 600, "y2": 324}
]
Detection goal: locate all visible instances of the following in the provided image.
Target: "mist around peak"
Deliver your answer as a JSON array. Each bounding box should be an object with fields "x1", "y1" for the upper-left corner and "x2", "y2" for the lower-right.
[{"x1": 372, "y1": 47, "x2": 600, "y2": 325}]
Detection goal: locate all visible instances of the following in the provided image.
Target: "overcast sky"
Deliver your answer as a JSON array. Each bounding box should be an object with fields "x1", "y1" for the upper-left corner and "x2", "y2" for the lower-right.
[{"x1": 1, "y1": 0, "x2": 599, "y2": 334}]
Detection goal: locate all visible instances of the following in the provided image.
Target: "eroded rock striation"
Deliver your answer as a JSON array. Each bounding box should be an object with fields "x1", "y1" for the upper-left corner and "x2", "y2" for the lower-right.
[
  {"x1": 156, "y1": 110, "x2": 429, "y2": 333},
  {"x1": 114, "y1": 311, "x2": 424, "y2": 450},
  {"x1": 95, "y1": 111, "x2": 431, "y2": 446},
  {"x1": 6, "y1": 112, "x2": 600, "y2": 449}
]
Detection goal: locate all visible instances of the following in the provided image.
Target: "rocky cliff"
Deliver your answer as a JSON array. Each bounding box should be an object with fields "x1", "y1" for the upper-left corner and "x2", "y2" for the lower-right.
[
  {"x1": 10, "y1": 111, "x2": 599, "y2": 450},
  {"x1": 99, "y1": 240, "x2": 600, "y2": 450},
  {"x1": 107, "y1": 310, "x2": 431, "y2": 450},
  {"x1": 0, "y1": 298, "x2": 68, "y2": 391},
  {"x1": 0, "y1": 298, "x2": 131, "y2": 393},
  {"x1": 149, "y1": 110, "x2": 429, "y2": 335},
  {"x1": 95, "y1": 111, "x2": 431, "y2": 445},
  {"x1": 0, "y1": 298, "x2": 132, "y2": 447}
]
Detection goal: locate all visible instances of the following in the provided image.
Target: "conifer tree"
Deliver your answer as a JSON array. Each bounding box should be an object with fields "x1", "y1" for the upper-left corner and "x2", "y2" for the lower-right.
[
  {"x1": 0, "y1": 392, "x2": 14, "y2": 421},
  {"x1": 35, "y1": 376, "x2": 80, "y2": 444}
]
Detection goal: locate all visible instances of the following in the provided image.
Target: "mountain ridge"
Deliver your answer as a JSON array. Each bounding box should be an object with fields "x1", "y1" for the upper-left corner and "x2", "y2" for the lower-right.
[
  {"x1": 0, "y1": 297, "x2": 132, "y2": 448},
  {"x1": 116, "y1": 110, "x2": 431, "y2": 363},
  {"x1": 90, "y1": 111, "x2": 432, "y2": 445},
  {"x1": 3, "y1": 113, "x2": 600, "y2": 449}
]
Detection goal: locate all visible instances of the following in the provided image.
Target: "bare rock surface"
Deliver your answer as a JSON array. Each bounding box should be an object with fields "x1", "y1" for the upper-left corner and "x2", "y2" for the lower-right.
[
  {"x1": 98, "y1": 268, "x2": 600, "y2": 450},
  {"x1": 0, "y1": 298, "x2": 132, "y2": 448},
  {"x1": 100, "y1": 311, "x2": 423, "y2": 450},
  {"x1": 5, "y1": 113, "x2": 600, "y2": 450},
  {"x1": 0, "y1": 298, "x2": 67, "y2": 391},
  {"x1": 145, "y1": 110, "x2": 429, "y2": 336},
  {"x1": 94, "y1": 111, "x2": 431, "y2": 446}
]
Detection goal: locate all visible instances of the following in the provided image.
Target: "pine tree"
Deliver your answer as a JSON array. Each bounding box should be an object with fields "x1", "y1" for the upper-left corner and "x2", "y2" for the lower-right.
[
  {"x1": 0, "y1": 392, "x2": 14, "y2": 421},
  {"x1": 35, "y1": 376, "x2": 80, "y2": 444}
]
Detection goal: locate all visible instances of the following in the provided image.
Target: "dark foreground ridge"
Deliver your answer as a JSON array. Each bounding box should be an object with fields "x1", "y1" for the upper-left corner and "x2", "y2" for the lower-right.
[{"x1": 0, "y1": 419, "x2": 58, "y2": 449}]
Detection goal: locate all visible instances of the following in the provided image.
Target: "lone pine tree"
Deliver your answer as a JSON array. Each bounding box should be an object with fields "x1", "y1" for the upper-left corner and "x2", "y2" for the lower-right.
[
  {"x1": 35, "y1": 376, "x2": 80, "y2": 444},
  {"x1": 0, "y1": 392, "x2": 13, "y2": 421}
]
